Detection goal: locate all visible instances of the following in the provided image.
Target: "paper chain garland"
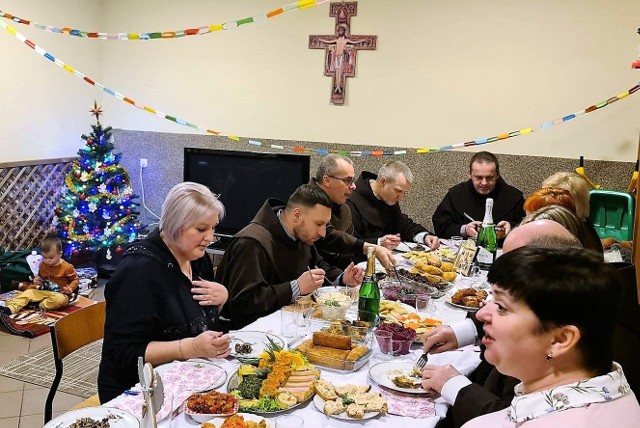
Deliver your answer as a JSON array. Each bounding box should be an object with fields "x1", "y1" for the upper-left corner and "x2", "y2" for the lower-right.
[
  {"x1": 1, "y1": 16, "x2": 639, "y2": 156},
  {"x1": 0, "y1": 0, "x2": 328, "y2": 40}
]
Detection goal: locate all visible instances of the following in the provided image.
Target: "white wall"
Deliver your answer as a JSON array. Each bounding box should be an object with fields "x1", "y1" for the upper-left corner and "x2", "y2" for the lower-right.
[
  {"x1": 0, "y1": 0, "x2": 102, "y2": 162},
  {"x1": 1, "y1": 0, "x2": 639, "y2": 163}
]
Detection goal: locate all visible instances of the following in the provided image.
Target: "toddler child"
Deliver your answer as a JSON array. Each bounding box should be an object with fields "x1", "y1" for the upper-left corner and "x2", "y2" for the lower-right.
[{"x1": 0, "y1": 232, "x2": 79, "y2": 315}]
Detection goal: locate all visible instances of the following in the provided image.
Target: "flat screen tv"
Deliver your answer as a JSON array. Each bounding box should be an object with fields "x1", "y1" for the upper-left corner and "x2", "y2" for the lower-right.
[{"x1": 184, "y1": 148, "x2": 310, "y2": 239}]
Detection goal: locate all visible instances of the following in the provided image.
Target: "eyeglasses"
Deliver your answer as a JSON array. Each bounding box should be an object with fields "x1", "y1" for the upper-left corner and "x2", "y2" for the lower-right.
[{"x1": 327, "y1": 175, "x2": 356, "y2": 186}]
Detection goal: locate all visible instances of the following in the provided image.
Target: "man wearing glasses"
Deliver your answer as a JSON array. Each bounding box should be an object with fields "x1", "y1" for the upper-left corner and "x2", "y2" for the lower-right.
[
  {"x1": 347, "y1": 160, "x2": 440, "y2": 258},
  {"x1": 310, "y1": 154, "x2": 396, "y2": 269},
  {"x1": 432, "y1": 151, "x2": 525, "y2": 239}
]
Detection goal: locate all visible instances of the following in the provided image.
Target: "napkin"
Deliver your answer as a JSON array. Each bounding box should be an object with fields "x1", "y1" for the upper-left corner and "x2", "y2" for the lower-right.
[
  {"x1": 111, "y1": 360, "x2": 225, "y2": 421},
  {"x1": 378, "y1": 386, "x2": 437, "y2": 418}
]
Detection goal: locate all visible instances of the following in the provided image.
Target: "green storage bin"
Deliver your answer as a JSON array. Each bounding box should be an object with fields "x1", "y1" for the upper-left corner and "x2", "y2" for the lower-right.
[{"x1": 588, "y1": 190, "x2": 635, "y2": 241}]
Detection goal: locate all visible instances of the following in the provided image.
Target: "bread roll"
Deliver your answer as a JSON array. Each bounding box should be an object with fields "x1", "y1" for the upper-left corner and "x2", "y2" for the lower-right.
[{"x1": 313, "y1": 331, "x2": 352, "y2": 350}]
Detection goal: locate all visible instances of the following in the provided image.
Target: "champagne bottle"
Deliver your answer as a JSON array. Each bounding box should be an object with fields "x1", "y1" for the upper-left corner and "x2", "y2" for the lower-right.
[
  {"x1": 358, "y1": 247, "x2": 380, "y2": 322},
  {"x1": 476, "y1": 198, "x2": 497, "y2": 270}
]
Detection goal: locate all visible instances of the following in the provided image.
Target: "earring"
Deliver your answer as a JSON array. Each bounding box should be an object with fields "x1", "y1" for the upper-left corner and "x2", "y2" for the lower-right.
[{"x1": 545, "y1": 352, "x2": 553, "y2": 361}]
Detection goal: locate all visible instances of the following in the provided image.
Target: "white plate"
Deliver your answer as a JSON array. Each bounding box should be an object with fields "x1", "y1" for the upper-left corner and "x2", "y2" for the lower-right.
[
  {"x1": 155, "y1": 360, "x2": 227, "y2": 392},
  {"x1": 445, "y1": 300, "x2": 481, "y2": 312},
  {"x1": 313, "y1": 395, "x2": 381, "y2": 421},
  {"x1": 229, "y1": 331, "x2": 285, "y2": 361},
  {"x1": 204, "y1": 413, "x2": 272, "y2": 427},
  {"x1": 379, "y1": 299, "x2": 417, "y2": 317},
  {"x1": 43, "y1": 407, "x2": 139, "y2": 428},
  {"x1": 368, "y1": 362, "x2": 430, "y2": 395},
  {"x1": 395, "y1": 242, "x2": 429, "y2": 253}
]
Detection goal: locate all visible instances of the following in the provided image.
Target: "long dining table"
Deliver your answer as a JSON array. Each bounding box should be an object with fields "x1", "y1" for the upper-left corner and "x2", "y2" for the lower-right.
[{"x1": 105, "y1": 244, "x2": 487, "y2": 427}]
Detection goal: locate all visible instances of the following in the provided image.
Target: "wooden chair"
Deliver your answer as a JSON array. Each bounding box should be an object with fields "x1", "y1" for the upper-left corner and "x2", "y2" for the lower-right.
[{"x1": 44, "y1": 301, "x2": 106, "y2": 423}]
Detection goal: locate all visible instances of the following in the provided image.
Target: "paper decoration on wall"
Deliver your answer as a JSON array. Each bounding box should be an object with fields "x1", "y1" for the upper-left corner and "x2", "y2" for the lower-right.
[
  {"x1": 0, "y1": 0, "x2": 329, "y2": 40},
  {"x1": 309, "y1": 2, "x2": 377, "y2": 104},
  {"x1": 0, "y1": 18, "x2": 638, "y2": 156}
]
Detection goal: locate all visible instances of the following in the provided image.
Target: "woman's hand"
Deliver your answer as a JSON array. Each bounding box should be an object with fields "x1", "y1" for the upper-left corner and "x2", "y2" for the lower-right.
[
  {"x1": 191, "y1": 279, "x2": 228, "y2": 307},
  {"x1": 192, "y1": 331, "x2": 231, "y2": 359},
  {"x1": 421, "y1": 364, "x2": 462, "y2": 394},
  {"x1": 343, "y1": 262, "x2": 364, "y2": 287}
]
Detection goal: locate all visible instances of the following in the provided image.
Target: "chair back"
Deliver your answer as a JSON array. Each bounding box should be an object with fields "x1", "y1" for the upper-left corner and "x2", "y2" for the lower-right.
[
  {"x1": 44, "y1": 301, "x2": 106, "y2": 423},
  {"x1": 589, "y1": 190, "x2": 635, "y2": 241}
]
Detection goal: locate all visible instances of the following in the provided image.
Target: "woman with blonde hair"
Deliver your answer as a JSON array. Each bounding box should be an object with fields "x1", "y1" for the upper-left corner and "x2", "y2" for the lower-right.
[
  {"x1": 542, "y1": 172, "x2": 602, "y2": 253},
  {"x1": 98, "y1": 182, "x2": 231, "y2": 402}
]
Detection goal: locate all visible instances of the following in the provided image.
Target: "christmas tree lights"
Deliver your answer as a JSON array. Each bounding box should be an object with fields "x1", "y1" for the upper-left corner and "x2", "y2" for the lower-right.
[{"x1": 53, "y1": 102, "x2": 141, "y2": 257}]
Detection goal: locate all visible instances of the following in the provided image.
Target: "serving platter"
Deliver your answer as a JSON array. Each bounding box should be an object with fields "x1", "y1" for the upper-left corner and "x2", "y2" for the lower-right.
[
  {"x1": 43, "y1": 407, "x2": 139, "y2": 428},
  {"x1": 202, "y1": 413, "x2": 273, "y2": 427},
  {"x1": 183, "y1": 397, "x2": 239, "y2": 423},
  {"x1": 227, "y1": 371, "x2": 314, "y2": 414},
  {"x1": 313, "y1": 395, "x2": 381, "y2": 421},
  {"x1": 229, "y1": 331, "x2": 285, "y2": 363},
  {"x1": 155, "y1": 360, "x2": 227, "y2": 392},
  {"x1": 368, "y1": 362, "x2": 430, "y2": 395}
]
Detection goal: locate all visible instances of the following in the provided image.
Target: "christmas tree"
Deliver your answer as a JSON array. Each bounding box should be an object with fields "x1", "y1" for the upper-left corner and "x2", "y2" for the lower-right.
[{"x1": 54, "y1": 102, "x2": 141, "y2": 258}]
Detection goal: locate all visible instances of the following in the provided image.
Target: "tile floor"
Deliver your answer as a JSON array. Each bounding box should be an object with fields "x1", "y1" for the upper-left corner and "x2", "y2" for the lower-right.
[{"x1": 0, "y1": 285, "x2": 105, "y2": 428}]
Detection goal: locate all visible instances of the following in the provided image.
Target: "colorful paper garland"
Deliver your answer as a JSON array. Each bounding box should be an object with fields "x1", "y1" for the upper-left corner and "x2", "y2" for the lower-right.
[
  {"x1": 1, "y1": 18, "x2": 638, "y2": 156},
  {"x1": 0, "y1": 0, "x2": 328, "y2": 40}
]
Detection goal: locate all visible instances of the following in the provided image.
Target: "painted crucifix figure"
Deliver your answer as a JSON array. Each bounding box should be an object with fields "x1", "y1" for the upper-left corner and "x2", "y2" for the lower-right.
[{"x1": 309, "y1": 2, "x2": 377, "y2": 105}]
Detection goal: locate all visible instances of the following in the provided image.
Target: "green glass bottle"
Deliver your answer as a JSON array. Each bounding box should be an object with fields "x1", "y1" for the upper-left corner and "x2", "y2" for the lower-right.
[
  {"x1": 358, "y1": 247, "x2": 380, "y2": 322},
  {"x1": 476, "y1": 198, "x2": 497, "y2": 270}
]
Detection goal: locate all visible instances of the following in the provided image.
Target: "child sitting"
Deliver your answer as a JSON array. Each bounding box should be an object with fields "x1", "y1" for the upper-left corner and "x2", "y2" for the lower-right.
[{"x1": 0, "y1": 232, "x2": 79, "y2": 316}]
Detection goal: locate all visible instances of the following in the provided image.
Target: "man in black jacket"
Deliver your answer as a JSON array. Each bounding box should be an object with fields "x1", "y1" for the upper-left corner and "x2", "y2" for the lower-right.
[
  {"x1": 346, "y1": 160, "x2": 439, "y2": 258},
  {"x1": 310, "y1": 154, "x2": 395, "y2": 269},
  {"x1": 432, "y1": 151, "x2": 525, "y2": 239}
]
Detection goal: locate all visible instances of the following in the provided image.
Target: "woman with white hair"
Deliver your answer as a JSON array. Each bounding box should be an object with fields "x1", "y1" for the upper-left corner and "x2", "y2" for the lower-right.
[{"x1": 98, "y1": 182, "x2": 230, "y2": 402}]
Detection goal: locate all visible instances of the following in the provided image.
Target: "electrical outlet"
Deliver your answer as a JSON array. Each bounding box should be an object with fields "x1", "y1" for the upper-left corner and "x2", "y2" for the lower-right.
[{"x1": 140, "y1": 158, "x2": 148, "y2": 168}]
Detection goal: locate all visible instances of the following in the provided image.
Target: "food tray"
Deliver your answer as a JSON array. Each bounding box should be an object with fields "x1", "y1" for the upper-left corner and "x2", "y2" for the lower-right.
[
  {"x1": 291, "y1": 336, "x2": 372, "y2": 373},
  {"x1": 227, "y1": 372, "x2": 312, "y2": 415}
]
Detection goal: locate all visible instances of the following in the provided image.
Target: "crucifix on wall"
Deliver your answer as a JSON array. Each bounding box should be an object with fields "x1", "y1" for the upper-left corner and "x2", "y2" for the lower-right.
[{"x1": 309, "y1": 2, "x2": 377, "y2": 105}]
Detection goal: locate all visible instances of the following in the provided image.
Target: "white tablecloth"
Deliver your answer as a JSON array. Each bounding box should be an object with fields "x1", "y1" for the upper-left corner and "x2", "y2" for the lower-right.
[{"x1": 106, "y1": 305, "x2": 480, "y2": 428}]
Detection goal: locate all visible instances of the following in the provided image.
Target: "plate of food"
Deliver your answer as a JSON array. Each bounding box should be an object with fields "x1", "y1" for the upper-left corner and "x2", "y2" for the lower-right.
[
  {"x1": 445, "y1": 288, "x2": 489, "y2": 312},
  {"x1": 294, "y1": 330, "x2": 372, "y2": 372},
  {"x1": 43, "y1": 407, "x2": 139, "y2": 428},
  {"x1": 201, "y1": 412, "x2": 271, "y2": 428},
  {"x1": 229, "y1": 331, "x2": 285, "y2": 363},
  {"x1": 184, "y1": 390, "x2": 240, "y2": 422},
  {"x1": 378, "y1": 299, "x2": 416, "y2": 319},
  {"x1": 368, "y1": 362, "x2": 429, "y2": 395},
  {"x1": 395, "y1": 242, "x2": 428, "y2": 253},
  {"x1": 384, "y1": 313, "x2": 442, "y2": 342},
  {"x1": 154, "y1": 360, "x2": 227, "y2": 392},
  {"x1": 313, "y1": 380, "x2": 387, "y2": 420},
  {"x1": 228, "y1": 339, "x2": 320, "y2": 414}
]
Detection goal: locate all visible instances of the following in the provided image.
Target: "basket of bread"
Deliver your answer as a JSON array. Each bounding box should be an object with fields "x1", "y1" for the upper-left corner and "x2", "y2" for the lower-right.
[
  {"x1": 228, "y1": 337, "x2": 320, "y2": 413},
  {"x1": 313, "y1": 379, "x2": 387, "y2": 420},
  {"x1": 295, "y1": 330, "x2": 371, "y2": 372}
]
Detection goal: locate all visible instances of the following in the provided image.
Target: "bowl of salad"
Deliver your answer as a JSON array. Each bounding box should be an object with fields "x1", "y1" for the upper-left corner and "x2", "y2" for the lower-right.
[{"x1": 313, "y1": 287, "x2": 353, "y2": 320}]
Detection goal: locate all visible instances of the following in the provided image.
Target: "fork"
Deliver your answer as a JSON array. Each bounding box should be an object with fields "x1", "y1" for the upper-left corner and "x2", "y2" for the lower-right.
[{"x1": 413, "y1": 352, "x2": 429, "y2": 374}]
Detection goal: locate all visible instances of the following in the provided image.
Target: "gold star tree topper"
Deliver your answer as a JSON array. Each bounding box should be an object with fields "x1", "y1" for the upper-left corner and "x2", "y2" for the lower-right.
[{"x1": 90, "y1": 101, "x2": 103, "y2": 124}]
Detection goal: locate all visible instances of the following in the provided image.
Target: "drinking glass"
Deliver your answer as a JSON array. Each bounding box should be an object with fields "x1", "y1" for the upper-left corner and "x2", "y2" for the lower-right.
[
  {"x1": 451, "y1": 236, "x2": 463, "y2": 250},
  {"x1": 415, "y1": 293, "x2": 432, "y2": 319},
  {"x1": 275, "y1": 414, "x2": 304, "y2": 428},
  {"x1": 293, "y1": 296, "x2": 314, "y2": 332},
  {"x1": 372, "y1": 330, "x2": 394, "y2": 363},
  {"x1": 280, "y1": 305, "x2": 298, "y2": 338}
]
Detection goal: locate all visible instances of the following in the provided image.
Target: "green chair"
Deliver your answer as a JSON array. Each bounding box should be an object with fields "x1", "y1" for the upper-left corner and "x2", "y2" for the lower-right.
[{"x1": 588, "y1": 190, "x2": 635, "y2": 241}]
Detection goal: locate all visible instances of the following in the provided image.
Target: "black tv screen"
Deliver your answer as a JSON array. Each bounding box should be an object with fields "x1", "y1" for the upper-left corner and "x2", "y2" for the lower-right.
[{"x1": 184, "y1": 148, "x2": 310, "y2": 238}]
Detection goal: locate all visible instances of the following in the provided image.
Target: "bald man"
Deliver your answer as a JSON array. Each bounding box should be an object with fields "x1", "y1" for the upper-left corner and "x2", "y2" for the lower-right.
[{"x1": 420, "y1": 220, "x2": 581, "y2": 428}]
